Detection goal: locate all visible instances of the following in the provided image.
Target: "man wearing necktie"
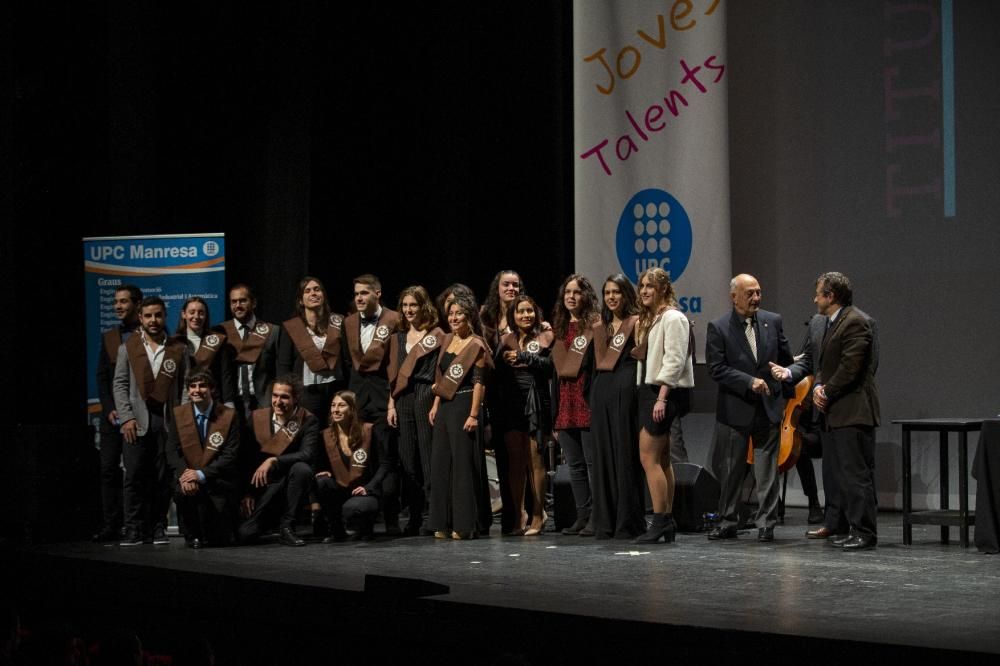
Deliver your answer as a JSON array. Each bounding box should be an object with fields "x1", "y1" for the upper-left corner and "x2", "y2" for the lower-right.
[
  {"x1": 706, "y1": 274, "x2": 793, "y2": 542},
  {"x1": 343, "y1": 274, "x2": 401, "y2": 534},
  {"x1": 166, "y1": 370, "x2": 240, "y2": 548},
  {"x1": 774, "y1": 272, "x2": 880, "y2": 550},
  {"x1": 219, "y1": 284, "x2": 281, "y2": 424}
]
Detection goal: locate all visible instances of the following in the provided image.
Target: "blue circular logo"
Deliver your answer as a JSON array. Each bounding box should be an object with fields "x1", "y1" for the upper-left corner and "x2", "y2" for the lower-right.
[
  {"x1": 203, "y1": 241, "x2": 220, "y2": 257},
  {"x1": 615, "y1": 188, "x2": 692, "y2": 283}
]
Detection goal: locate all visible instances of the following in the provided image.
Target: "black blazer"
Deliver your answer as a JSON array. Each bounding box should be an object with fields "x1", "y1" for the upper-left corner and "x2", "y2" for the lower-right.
[{"x1": 706, "y1": 308, "x2": 793, "y2": 428}]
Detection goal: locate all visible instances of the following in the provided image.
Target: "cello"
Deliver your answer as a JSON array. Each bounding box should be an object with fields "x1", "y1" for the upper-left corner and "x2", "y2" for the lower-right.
[{"x1": 747, "y1": 374, "x2": 813, "y2": 473}]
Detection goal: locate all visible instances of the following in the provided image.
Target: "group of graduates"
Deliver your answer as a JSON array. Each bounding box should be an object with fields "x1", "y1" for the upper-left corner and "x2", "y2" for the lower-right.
[
  {"x1": 94, "y1": 266, "x2": 879, "y2": 551},
  {"x1": 93, "y1": 267, "x2": 698, "y2": 548}
]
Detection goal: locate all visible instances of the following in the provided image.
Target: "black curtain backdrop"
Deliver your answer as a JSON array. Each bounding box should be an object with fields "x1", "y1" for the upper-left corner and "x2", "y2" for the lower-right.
[
  {"x1": 9, "y1": 2, "x2": 573, "y2": 428},
  {"x1": 7, "y1": 1, "x2": 1000, "y2": 522}
]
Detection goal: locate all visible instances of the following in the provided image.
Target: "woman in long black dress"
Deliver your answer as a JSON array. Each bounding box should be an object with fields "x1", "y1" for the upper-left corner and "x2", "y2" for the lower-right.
[
  {"x1": 495, "y1": 295, "x2": 554, "y2": 536},
  {"x1": 387, "y1": 285, "x2": 445, "y2": 536},
  {"x1": 428, "y1": 295, "x2": 492, "y2": 540},
  {"x1": 589, "y1": 274, "x2": 645, "y2": 539},
  {"x1": 315, "y1": 391, "x2": 392, "y2": 541}
]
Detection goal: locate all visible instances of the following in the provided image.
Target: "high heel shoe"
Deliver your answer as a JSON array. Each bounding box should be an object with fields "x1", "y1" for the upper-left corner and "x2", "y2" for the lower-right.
[
  {"x1": 634, "y1": 513, "x2": 676, "y2": 544},
  {"x1": 523, "y1": 512, "x2": 547, "y2": 536}
]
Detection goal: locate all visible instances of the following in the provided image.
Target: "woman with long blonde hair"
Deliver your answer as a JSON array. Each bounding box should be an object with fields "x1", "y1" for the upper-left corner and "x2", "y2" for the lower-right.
[{"x1": 633, "y1": 268, "x2": 694, "y2": 543}]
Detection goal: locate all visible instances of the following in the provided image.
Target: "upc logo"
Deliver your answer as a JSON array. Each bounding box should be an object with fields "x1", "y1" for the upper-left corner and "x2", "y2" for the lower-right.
[{"x1": 615, "y1": 188, "x2": 692, "y2": 283}]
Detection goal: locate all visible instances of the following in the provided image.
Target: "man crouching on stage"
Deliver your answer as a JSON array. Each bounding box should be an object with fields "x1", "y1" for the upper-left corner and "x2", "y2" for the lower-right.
[
  {"x1": 237, "y1": 374, "x2": 320, "y2": 547},
  {"x1": 166, "y1": 369, "x2": 240, "y2": 549}
]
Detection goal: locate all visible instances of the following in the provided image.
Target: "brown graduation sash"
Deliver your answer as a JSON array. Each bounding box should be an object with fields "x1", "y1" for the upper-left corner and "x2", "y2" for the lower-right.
[
  {"x1": 499, "y1": 329, "x2": 555, "y2": 356},
  {"x1": 283, "y1": 315, "x2": 343, "y2": 373},
  {"x1": 598, "y1": 316, "x2": 639, "y2": 371},
  {"x1": 390, "y1": 327, "x2": 445, "y2": 397},
  {"x1": 103, "y1": 328, "x2": 123, "y2": 364},
  {"x1": 432, "y1": 335, "x2": 491, "y2": 400},
  {"x1": 190, "y1": 332, "x2": 226, "y2": 370},
  {"x1": 323, "y1": 422, "x2": 373, "y2": 489},
  {"x1": 630, "y1": 313, "x2": 663, "y2": 363},
  {"x1": 345, "y1": 309, "x2": 400, "y2": 372},
  {"x1": 550, "y1": 324, "x2": 593, "y2": 379},
  {"x1": 125, "y1": 334, "x2": 185, "y2": 406},
  {"x1": 253, "y1": 406, "x2": 310, "y2": 456},
  {"x1": 174, "y1": 403, "x2": 236, "y2": 469},
  {"x1": 221, "y1": 319, "x2": 272, "y2": 364}
]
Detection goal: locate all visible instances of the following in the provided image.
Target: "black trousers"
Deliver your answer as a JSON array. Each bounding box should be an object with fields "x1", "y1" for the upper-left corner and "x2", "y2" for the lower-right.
[
  {"x1": 558, "y1": 429, "x2": 593, "y2": 513},
  {"x1": 395, "y1": 383, "x2": 434, "y2": 526},
  {"x1": 826, "y1": 425, "x2": 877, "y2": 536},
  {"x1": 316, "y1": 477, "x2": 380, "y2": 531},
  {"x1": 122, "y1": 428, "x2": 170, "y2": 536},
  {"x1": 428, "y1": 391, "x2": 485, "y2": 534},
  {"x1": 237, "y1": 461, "x2": 314, "y2": 540},
  {"x1": 97, "y1": 426, "x2": 124, "y2": 532},
  {"x1": 174, "y1": 481, "x2": 237, "y2": 544}
]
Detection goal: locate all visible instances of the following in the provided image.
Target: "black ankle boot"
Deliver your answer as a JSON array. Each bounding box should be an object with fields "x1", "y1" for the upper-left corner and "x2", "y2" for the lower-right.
[
  {"x1": 634, "y1": 513, "x2": 676, "y2": 544},
  {"x1": 561, "y1": 509, "x2": 591, "y2": 535}
]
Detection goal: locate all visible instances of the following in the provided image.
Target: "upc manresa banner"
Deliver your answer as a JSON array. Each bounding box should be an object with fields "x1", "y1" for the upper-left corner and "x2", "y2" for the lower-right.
[
  {"x1": 574, "y1": 0, "x2": 731, "y2": 360},
  {"x1": 83, "y1": 233, "x2": 226, "y2": 426}
]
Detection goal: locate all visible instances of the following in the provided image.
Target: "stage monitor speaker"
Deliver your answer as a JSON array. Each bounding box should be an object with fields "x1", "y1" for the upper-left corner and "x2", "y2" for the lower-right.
[{"x1": 672, "y1": 462, "x2": 720, "y2": 533}]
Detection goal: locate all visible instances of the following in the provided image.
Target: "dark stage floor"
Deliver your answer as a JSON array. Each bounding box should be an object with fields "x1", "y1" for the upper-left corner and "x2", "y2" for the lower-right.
[{"x1": 7, "y1": 510, "x2": 999, "y2": 664}]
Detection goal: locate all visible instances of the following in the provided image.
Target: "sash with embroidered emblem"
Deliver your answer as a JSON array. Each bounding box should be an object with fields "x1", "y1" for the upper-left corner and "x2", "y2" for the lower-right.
[
  {"x1": 221, "y1": 320, "x2": 272, "y2": 364},
  {"x1": 499, "y1": 329, "x2": 555, "y2": 358},
  {"x1": 174, "y1": 403, "x2": 236, "y2": 469},
  {"x1": 283, "y1": 315, "x2": 343, "y2": 373},
  {"x1": 550, "y1": 325, "x2": 594, "y2": 379},
  {"x1": 126, "y1": 334, "x2": 185, "y2": 406},
  {"x1": 630, "y1": 313, "x2": 664, "y2": 363},
  {"x1": 189, "y1": 331, "x2": 226, "y2": 370},
  {"x1": 345, "y1": 309, "x2": 399, "y2": 372},
  {"x1": 432, "y1": 335, "x2": 492, "y2": 401},
  {"x1": 597, "y1": 315, "x2": 639, "y2": 371},
  {"x1": 323, "y1": 422, "x2": 373, "y2": 489},
  {"x1": 390, "y1": 327, "x2": 445, "y2": 397},
  {"x1": 253, "y1": 406, "x2": 309, "y2": 456}
]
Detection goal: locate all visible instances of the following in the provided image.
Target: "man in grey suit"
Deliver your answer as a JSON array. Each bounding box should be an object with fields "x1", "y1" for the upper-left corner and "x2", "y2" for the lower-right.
[
  {"x1": 705, "y1": 274, "x2": 794, "y2": 542},
  {"x1": 113, "y1": 296, "x2": 188, "y2": 546},
  {"x1": 773, "y1": 272, "x2": 880, "y2": 550}
]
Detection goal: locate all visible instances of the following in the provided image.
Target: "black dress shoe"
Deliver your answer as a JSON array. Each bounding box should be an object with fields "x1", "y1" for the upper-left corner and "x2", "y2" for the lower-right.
[
  {"x1": 186, "y1": 537, "x2": 203, "y2": 550},
  {"x1": 279, "y1": 527, "x2": 305, "y2": 547},
  {"x1": 841, "y1": 534, "x2": 877, "y2": 551},
  {"x1": 830, "y1": 533, "x2": 852, "y2": 547},
  {"x1": 758, "y1": 527, "x2": 774, "y2": 542},
  {"x1": 707, "y1": 525, "x2": 738, "y2": 540}
]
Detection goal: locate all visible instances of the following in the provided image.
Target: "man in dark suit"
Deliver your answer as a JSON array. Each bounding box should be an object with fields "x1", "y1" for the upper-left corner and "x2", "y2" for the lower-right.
[
  {"x1": 166, "y1": 369, "x2": 240, "y2": 548},
  {"x1": 93, "y1": 284, "x2": 142, "y2": 542},
  {"x1": 706, "y1": 274, "x2": 794, "y2": 542},
  {"x1": 237, "y1": 374, "x2": 320, "y2": 547},
  {"x1": 218, "y1": 283, "x2": 281, "y2": 423},
  {"x1": 773, "y1": 301, "x2": 880, "y2": 542},
  {"x1": 342, "y1": 274, "x2": 402, "y2": 533},
  {"x1": 777, "y1": 272, "x2": 880, "y2": 550}
]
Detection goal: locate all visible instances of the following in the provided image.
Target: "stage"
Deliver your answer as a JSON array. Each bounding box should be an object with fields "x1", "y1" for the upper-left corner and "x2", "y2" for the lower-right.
[{"x1": 5, "y1": 510, "x2": 998, "y2": 664}]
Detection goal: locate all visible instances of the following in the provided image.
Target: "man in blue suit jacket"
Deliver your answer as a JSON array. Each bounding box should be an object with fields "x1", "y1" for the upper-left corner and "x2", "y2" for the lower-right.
[{"x1": 705, "y1": 274, "x2": 794, "y2": 541}]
